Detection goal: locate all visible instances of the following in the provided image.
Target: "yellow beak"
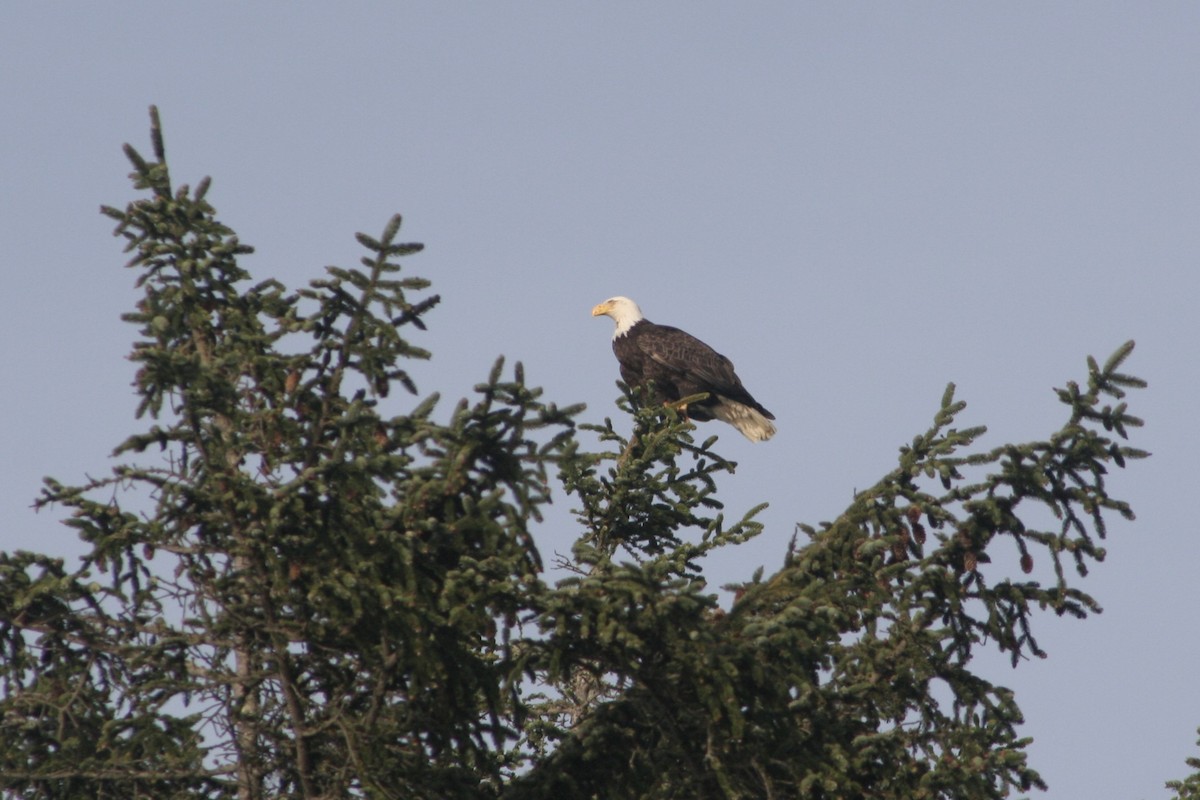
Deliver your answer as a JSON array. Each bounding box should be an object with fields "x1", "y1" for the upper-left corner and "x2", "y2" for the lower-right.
[{"x1": 591, "y1": 301, "x2": 611, "y2": 317}]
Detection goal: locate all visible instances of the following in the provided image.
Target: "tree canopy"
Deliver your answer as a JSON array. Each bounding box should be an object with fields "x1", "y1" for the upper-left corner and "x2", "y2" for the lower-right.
[{"x1": 2, "y1": 108, "x2": 1190, "y2": 799}]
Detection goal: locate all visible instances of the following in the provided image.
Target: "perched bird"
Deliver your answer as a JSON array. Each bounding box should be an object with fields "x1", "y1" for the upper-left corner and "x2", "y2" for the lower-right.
[{"x1": 591, "y1": 296, "x2": 776, "y2": 442}]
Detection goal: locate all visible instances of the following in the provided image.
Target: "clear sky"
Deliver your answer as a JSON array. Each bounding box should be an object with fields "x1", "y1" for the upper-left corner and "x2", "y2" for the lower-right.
[{"x1": 3, "y1": 5, "x2": 1198, "y2": 797}]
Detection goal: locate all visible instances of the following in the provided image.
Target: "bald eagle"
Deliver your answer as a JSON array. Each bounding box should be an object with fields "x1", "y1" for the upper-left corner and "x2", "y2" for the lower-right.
[{"x1": 592, "y1": 296, "x2": 776, "y2": 442}]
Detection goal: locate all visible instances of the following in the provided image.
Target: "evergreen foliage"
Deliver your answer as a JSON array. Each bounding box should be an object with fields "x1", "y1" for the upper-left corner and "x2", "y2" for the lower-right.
[
  {"x1": 1168, "y1": 732, "x2": 1200, "y2": 800},
  {"x1": 0, "y1": 108, "x2": 1170, "y2": 799}
]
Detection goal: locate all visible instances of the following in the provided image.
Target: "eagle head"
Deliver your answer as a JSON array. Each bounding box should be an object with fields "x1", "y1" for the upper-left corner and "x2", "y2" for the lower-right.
[{"x1": 592, "y1": 296, "x2": 644, "y2": 338}]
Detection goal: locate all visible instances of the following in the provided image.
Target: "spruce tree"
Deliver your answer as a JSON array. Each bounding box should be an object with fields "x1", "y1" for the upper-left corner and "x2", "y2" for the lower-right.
[
  {"x1": 0, "y1": 108, "x2": 579, "y2": 800},
  {"x1": 0, "y1": 108, "x2": 1161, "y2": 799}
]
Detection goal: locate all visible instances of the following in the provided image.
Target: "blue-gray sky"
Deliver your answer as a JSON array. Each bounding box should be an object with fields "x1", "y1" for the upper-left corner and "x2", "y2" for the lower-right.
[{"x1": 3, "y1": 5, "x2": 1198, "y2": 797}]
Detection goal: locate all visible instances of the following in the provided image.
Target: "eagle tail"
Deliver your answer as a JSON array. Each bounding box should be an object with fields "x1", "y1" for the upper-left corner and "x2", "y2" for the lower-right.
[{"x1": 711, "y1": 400, "x2": 777, "y2": 442}]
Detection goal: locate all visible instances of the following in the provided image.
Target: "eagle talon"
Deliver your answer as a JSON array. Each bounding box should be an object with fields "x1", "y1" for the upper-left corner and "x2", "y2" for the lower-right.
[{"x1": 666, "y1": 400, "x2": 691, "y2": 418}]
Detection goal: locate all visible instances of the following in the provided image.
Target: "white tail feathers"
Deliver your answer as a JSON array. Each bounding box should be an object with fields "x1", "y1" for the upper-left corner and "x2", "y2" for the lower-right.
[{"x1": 710, "y1": 400, "x2": 777, "y2": 442}]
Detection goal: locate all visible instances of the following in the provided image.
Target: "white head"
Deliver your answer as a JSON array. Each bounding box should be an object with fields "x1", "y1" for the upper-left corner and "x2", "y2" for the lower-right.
[{"x1": 591, "y1": 296, "x2": 645, "y2": 339}]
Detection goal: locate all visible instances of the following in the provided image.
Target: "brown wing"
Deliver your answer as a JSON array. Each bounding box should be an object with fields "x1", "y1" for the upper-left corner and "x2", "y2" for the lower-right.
[{"x1": 636, "y1": 323, "x2": 773, "y2": 418}]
